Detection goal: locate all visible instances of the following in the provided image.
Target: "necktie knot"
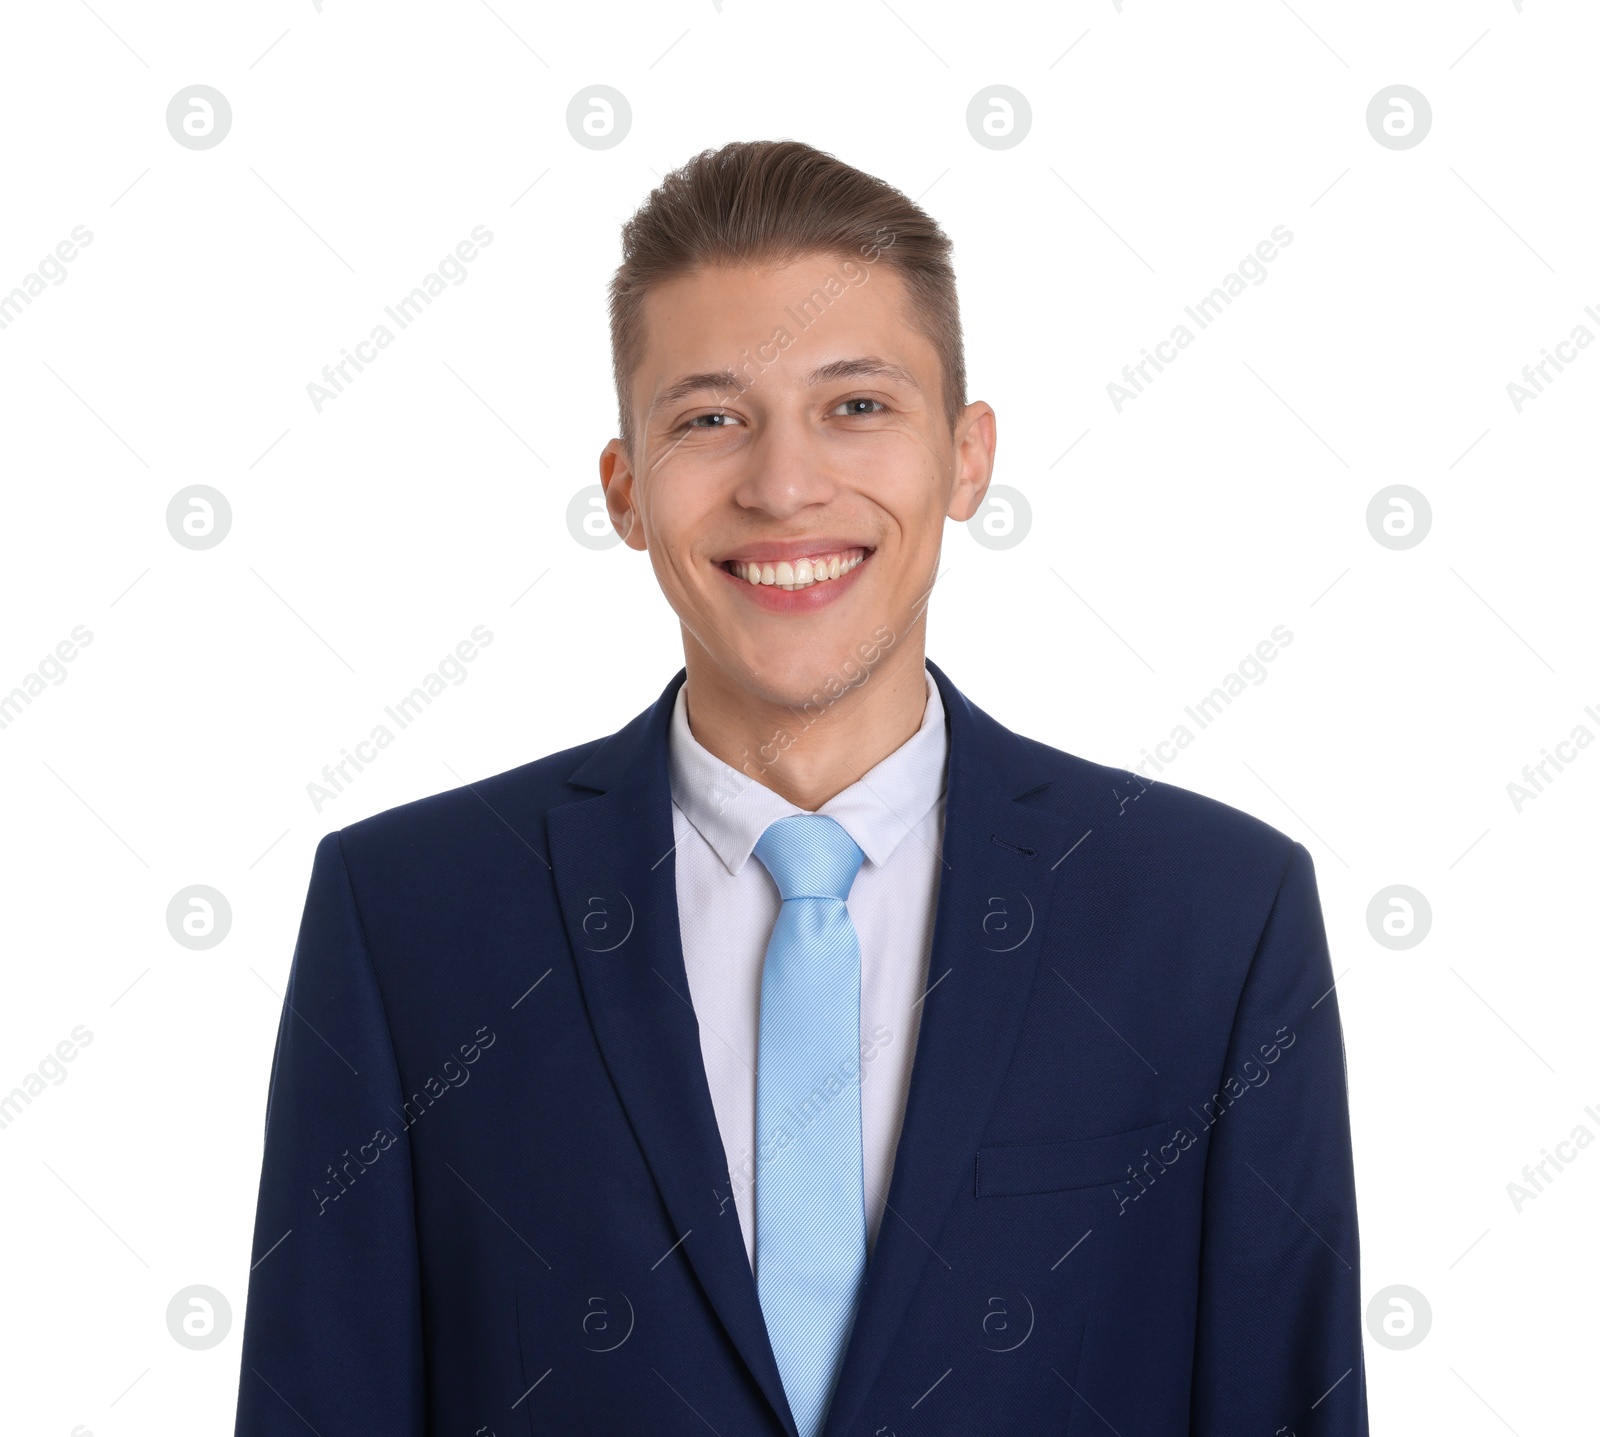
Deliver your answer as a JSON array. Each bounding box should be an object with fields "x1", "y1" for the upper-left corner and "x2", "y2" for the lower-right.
[{"x1": 752, "y1": 814, "x2": 865, "y2": 903}]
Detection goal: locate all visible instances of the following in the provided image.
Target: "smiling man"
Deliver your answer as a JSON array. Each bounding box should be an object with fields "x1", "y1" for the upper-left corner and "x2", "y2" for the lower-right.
[{"x1": 234, "y1": 141, "x2": 1368, "y2": 1437}]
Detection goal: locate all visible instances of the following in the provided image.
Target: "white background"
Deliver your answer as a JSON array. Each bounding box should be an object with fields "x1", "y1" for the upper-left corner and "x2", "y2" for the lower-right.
[{"x1": 2, "y1": 0, "x2": 1595, "y2": 1431}]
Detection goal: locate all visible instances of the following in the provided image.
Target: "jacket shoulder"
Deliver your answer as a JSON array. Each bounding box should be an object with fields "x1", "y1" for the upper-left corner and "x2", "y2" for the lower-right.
[
  {"x1": 1005, "y1": 730, "x2": 1301, "y2": 877},
  {"x1": 328, "y1": 735, "x2": 607, "y2": 863}
]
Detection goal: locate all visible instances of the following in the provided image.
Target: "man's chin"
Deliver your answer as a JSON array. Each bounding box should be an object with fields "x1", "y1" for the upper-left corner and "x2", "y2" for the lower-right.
[{"x1": 718, "y1": 629, "x2": 900, "y2": 717}]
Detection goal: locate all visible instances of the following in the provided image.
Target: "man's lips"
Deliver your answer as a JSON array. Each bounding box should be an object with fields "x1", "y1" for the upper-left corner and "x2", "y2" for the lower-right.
[
  {"x1": 714, "y1": 545, "x2": 874, "y2": 610},
  {"x1": 714, "y1": 537, "x2": 876, "y2": 565}
]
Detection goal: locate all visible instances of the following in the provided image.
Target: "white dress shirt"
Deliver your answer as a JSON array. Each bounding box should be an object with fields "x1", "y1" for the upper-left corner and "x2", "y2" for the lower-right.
[{"x1": 668, "y1": 665, "x2": 949, "y2": 1273}]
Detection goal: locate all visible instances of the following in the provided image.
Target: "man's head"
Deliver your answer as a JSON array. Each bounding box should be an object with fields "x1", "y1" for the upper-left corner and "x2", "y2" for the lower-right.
[{"x1": 598, "y1": 140, "x2": 996, "y2": 718}]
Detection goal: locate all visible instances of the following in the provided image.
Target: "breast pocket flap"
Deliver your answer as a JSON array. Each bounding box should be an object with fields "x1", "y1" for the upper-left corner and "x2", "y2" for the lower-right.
[{"x1": 975, "y1": 1118, "x2": 1174, "y2": 1198}]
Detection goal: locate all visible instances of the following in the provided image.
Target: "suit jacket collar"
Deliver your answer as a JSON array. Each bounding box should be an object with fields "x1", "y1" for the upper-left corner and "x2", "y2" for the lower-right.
[{"x1": 548, "y1": 659, "x2": 1087, "y2": 1437}]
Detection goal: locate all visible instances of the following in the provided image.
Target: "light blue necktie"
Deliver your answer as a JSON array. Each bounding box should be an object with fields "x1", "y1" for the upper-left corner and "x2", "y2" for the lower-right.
[{"x1": 751, "y1": 814, "x2": 868, "y2": 1437}]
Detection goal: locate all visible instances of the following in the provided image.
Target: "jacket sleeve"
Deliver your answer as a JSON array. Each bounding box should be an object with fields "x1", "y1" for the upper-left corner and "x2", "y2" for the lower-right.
[
  {"x1": 234, "y1": 832, "x2": 426, "y2": 1436},
  {"x1": 1189, "y1": 841, "x2": 1368, "y2": 1436}
]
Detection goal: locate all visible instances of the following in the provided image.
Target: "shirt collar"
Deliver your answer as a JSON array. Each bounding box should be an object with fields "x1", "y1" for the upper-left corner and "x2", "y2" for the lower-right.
[{"x1": 668, "y1": 665, "x2": 948, "y2": 876}]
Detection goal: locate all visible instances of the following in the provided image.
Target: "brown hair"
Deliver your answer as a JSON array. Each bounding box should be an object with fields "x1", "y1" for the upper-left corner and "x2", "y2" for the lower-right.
[{"x1": 608, "y1": 139, "x2": 966, "y2": 454}]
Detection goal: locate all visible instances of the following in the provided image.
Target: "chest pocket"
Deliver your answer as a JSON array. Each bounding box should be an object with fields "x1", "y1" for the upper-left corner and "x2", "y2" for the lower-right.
[{"x1": 975, "y1": 1118, "x2": 1174, "y2": 1197}]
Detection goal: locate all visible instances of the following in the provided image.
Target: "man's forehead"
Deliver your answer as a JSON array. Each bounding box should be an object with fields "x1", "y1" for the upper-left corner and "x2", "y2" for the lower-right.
[
  {"x1": 648, "y1": 253, "x2": 895, "y2": 300},
  {"x1": 634, "y1": 260, "x2": 925, "y2": 386}
]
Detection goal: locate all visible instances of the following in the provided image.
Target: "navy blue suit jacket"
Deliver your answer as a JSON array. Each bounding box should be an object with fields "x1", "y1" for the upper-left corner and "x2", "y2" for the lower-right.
[{"x1": 234, "y1": 660, "x2": 1368, "y2": 1436}]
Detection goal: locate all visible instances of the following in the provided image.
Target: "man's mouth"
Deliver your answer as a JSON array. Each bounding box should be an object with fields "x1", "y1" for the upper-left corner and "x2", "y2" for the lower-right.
[{"x1": 718, "y1": 545, "x2": 873, "y2": 592}]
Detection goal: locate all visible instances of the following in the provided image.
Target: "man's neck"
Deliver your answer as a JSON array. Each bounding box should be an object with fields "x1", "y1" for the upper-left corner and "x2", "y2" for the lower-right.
[{"x1": 680, "y1": 641, "x2": 932, "y2": 812}]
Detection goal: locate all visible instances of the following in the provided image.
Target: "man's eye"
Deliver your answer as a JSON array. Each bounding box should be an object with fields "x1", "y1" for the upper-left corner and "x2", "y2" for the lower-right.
[
  {"x1": 688, "y1": 411, "x2": 737, "y2": 429},
  {"x1": 833, "y1": 397, "x2": 886, "y2": 416}
]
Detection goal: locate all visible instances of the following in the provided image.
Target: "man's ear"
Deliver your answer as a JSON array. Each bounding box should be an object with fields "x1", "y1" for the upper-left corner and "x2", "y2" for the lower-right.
[
  {"x1": 598, "y1": 437, "x2": 649, "y2": 551},
  {"x1": 946, "y1": 400, "x2": 997, "y2": 523}
]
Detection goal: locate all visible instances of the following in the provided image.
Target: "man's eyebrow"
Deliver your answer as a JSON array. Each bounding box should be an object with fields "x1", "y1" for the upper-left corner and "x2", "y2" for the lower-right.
[
  {"x1": 806, "y1": 357, "x2": 921, "y2": 390},
  {"x1": 649, "y1": 370, "x2": 744, "y2": 414},
  {"x1": 648, "y1": 356, "x2": 921, "y2": 417}
]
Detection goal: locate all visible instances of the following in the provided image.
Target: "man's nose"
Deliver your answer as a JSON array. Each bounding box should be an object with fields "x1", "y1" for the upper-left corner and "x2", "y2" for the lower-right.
[{"x1": 734, "y1": 414, "x2": 842, "y2": 517}]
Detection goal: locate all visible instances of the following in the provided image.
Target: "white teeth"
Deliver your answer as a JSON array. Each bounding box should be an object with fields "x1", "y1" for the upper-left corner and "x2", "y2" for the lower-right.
[{"x1": 726, "y1": 547, "x2": 869, "y2": 590}]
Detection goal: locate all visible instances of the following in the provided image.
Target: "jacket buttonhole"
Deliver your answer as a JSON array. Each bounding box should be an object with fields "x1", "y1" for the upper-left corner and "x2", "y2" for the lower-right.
[{"x1": 991, "y1": 834, "x2": 1036, "y2": 858}]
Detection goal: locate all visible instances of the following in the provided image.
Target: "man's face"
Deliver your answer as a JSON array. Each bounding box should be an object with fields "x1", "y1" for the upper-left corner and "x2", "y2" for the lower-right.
[{"x1": 599, "y1": 253, "x2": 995, "y2": 708}]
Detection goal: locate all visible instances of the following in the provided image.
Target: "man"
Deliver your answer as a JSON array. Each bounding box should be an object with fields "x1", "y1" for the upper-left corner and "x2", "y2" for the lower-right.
[{"x1": 234, "y1": 140, "x2": 1368, "y2": 1436}]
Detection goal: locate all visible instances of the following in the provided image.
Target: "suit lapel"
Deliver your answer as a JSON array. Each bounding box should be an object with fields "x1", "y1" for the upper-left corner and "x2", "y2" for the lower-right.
[
  {"x1": 546, "y1": 669, "x2": 798, "y2": 1437},
  {"x1": 545, "y1": 661, "x2": 1081, "y2": 1437},
  {"x1": 820, "y1": 659, "x2": 1085, "y2": 1437}
]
